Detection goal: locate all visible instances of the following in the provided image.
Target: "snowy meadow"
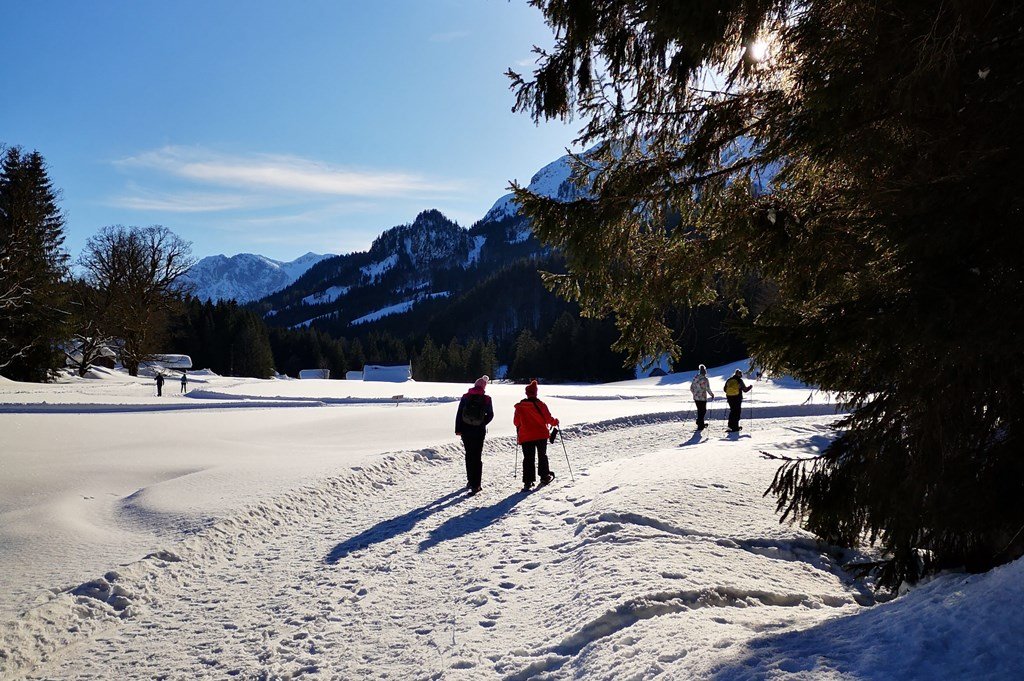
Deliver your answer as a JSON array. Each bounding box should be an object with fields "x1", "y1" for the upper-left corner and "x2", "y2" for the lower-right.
[{"x1": 1, "y1": 364, "x2": 1020, "y2": 679}]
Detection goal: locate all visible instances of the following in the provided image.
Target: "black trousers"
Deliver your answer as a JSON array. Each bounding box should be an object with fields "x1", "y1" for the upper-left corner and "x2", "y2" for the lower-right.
[
  {"x1": 727, "y1": 396, "x2": 743, "y2": 430},
  {"x1": 521, "y1": 439, "x2": 550, "y2": 484},
  {"x1": 462, "y1": 434, "x2": 484, "y2": 489},
  {"x1": 694, "y1": 400, "x2": 708, "y2": 427}
]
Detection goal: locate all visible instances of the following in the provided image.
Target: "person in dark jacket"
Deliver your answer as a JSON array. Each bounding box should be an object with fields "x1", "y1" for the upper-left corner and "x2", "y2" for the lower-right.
[
  {"x1": 455, "y1": 375, "x2": 494, "y2": 495},
  {"x1": 723, "y1": 369, "x2": 752, "y2": 432},
  {"x1": 180, "y1": 371, "x2": 188, "y2": 393},
  {"x1": 513, "y1": 380, "x2": 560, "y2": 491},
  {"x1": 155, "y1": 372, "x2": 164, "y2": 397}
]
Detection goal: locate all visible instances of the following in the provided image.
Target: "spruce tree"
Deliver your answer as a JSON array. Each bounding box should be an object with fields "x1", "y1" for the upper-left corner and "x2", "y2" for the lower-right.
[
  {"x1": 511, "y1": 0, "x2": 1024, "y2": 587},
  {"x1": 0, "y1": 147, "x2": 69, "y2": 381},
  {"x1": 414, "y1": 336, "x2": 445, "y2": 381},
  {"x1": 510, "y1": 329, "x2": 543, "y2": 381}
]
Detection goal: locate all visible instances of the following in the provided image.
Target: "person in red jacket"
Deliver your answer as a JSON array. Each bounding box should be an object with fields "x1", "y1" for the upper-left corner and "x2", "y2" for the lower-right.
[{"x1": 513, "y1": 380, "x2": 560, "y2": 491}]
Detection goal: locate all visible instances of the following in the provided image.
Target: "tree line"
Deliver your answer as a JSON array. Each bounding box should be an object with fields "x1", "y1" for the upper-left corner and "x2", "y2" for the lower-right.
[
  {"x1": 0, "y1": 138, "x2": 637, "y2": 384},
  {"x1": 1, "y1": 145, "x2": 195, "y2": 380}
]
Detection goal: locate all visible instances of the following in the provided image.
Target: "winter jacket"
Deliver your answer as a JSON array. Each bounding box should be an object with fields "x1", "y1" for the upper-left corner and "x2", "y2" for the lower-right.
[
  {"x1": 514, "y1": 397, "x2": 559, "y2": 443},
  {"x1": 455, "y1": 387, "x2": 494, "y2": 437},
  {"x1": 724, "y1": 375, "x2": 751, "y2": 398},
  {"x1": 690, "y1": 374, "x2": 713, "y2": 401}
]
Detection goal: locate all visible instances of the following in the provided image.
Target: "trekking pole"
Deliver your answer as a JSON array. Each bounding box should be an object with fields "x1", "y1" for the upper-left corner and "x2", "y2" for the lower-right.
[
  {"x1": 557, "y1": 430, "x2": 575, "y2": 482},
  {"x1": 512, "y1": 437, "x2": 518, "y2": 479}
]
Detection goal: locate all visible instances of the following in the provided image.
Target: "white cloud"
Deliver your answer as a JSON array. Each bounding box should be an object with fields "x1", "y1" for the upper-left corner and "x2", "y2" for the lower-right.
[
  {"x1": 114, "y1": 146, "x2": 463, "y2": 199},
  {"x1": 105, "y1": 189, "x2": 255, "y2": 213}
]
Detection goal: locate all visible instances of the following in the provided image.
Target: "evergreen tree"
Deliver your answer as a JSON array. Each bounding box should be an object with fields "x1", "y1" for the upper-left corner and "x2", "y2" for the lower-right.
[
  {"x1": 442, "y1": 338, "x2": 467, "y2": 382},
  {"x1": 509, "y1": 329, "x2": 543, "y2": 381},
  {"x1": 230, "y1": 315, "x2": 274, "y2": 378},
  {"x1": 413, "y1": 335, "x2": 445, "y2": 381},
  {"x1": 544, "y1": 312, "x2": 580, "y2": 382},
  {"x1": 511, "y1": 0, "x2": 1024, "y2": 586},
  {"x1": 0, "y1": 146, "x2": 69, "y2": 380},
  {"x1": 348, "y1": 338, "x2": 366, "y2": 373}
]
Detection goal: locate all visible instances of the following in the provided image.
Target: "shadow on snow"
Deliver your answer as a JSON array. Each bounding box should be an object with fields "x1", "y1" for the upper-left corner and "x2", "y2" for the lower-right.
[
  {"x1": 325, "y1": 489, "x2": 466, "y2": 564},
  {"x1": 418, "y1": 491, "x2": 530, "y2": 552}
]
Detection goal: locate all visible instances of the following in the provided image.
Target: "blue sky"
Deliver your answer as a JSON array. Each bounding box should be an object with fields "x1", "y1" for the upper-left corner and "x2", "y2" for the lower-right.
[{"x1": 1, "y1": 1, "x2": 578, "y2": 261}]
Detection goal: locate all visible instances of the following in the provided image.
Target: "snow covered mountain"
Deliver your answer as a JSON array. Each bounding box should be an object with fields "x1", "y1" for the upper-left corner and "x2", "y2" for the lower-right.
[
  {"x1": 256, "y1": 149, "x2": 594, "y2": 335},
  {"x1": 482, "y1": 148, "x2": 594, "y2": 223},
  {"x1": 184, "y1": 252, "x2": 333, "y2": 303}
]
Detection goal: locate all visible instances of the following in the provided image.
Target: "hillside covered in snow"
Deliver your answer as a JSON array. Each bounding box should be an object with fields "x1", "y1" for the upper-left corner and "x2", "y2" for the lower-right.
[
  {"x1": 183, "y1": 251, "x2": 333, "y2": 303},
  {"x1": 1, "y1": 365, "x2": 1020, "y2": 679}
]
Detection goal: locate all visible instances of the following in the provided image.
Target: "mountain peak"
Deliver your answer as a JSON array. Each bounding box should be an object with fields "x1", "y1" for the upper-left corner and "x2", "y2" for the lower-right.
[{"x1": 184, "y1": 252, "x2": 333, "y2": 303}]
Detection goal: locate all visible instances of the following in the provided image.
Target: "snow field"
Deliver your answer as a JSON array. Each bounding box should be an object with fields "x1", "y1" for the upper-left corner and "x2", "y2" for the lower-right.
[
  {"x1": 3, "y1": 366, "x2": 1021, "y2": 679},
  {"x1": 1, "y1": 414, "x2": 872, "y2": 679}
]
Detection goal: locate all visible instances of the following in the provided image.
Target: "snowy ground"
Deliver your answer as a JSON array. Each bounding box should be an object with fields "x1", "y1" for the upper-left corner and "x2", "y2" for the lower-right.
[{"x1": 1, "y1": 364, "x2": 1020, "y2": 679}]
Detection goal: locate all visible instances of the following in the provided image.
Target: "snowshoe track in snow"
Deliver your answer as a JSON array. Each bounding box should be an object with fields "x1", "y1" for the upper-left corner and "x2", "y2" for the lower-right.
[{"x1": 1, "y1": 410, "x2": 866, "y2": 679}]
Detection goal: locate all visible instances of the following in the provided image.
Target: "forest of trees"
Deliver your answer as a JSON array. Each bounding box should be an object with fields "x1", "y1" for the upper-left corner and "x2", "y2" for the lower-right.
[
  {"x1": 0, "y1": 140, "x2": 744, "y2": 386},
  {"x1": 1, "y1": 144, "x2": 197, "y2": 380}
]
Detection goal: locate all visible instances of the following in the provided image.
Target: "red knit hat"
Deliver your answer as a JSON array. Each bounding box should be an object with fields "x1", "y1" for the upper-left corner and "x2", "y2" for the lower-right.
[{"x1": 525, "y1": 379, "x2": 538, "y2": 397}]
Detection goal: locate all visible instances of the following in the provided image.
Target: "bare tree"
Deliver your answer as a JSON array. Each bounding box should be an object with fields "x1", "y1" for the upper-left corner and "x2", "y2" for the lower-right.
[
  {"x1": 80, "y1": 225, "x2": 195, "y2": 376},
  {"x1": 63, "y1": 278, "x2": 115, "y2": 376}
]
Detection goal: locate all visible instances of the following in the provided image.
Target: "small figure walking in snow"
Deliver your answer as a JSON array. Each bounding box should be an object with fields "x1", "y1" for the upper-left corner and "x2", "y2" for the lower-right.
[
  {"x1": 155, "y1": 372, "x2": 164, "y2": 397},
  {"x1": 455, "y1": 375, "x2": 494, "y2": 495},
  {"x1": 180, "y1": 371, "x2": 188, "y2": 393},
  {"x1": 514, "y1": 380, "x2": 560, "y2": 492},
  {"x1": 724, "y1": 369, "x2": 752, "y2": 432},
  {"x1": 690, "y1": 364, "x2": 715, "y2": 431}
]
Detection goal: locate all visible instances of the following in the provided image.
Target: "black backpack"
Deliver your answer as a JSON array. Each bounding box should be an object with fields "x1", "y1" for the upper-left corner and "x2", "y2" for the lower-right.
[{"x1": 462, "y1": 394, "x2": 488, "y2": 426}]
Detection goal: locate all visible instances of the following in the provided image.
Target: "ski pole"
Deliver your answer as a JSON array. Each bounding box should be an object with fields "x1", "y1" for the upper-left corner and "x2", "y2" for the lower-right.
[
  {"x1": 557, "y1": 430, "x2": 575, "y2": 482},
  {"x1": 512, "y1": 437, "x2": 519, "y2": 479}
]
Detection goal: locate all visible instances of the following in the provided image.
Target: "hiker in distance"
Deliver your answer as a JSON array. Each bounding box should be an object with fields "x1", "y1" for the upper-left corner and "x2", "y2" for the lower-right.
[
  {"x1": 723, "y1": 369, "x2": 752, "y2": 432},
  {"x1": 180, "y1": 371, "x2": 188, "y2": 393},
  {"x1": 514, "y1": 380, "x2": 560, "y2": 492},
  {"x1": 155, "y1": 372, "x2": 164, "y2": 397},
  {"x1": 689, "y1": 364, "x2": 715, "y2": 431},
  {"x1": 455, "y1": 375, "x2": 494, "y2": 496}
]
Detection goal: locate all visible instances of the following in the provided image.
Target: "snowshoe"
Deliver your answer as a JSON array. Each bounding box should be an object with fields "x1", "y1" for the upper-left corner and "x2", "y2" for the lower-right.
[
  {"x1": 539, "y1": 472, "x2": 555, "y2": 487},
  {"x1": 522, "y1": 482, "x2": 535, "y2": 493}
]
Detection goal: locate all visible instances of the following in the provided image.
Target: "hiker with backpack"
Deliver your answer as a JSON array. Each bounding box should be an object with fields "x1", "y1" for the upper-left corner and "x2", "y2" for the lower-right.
[
  {"x1": 723, "y1": 369, "x2": 752, "y2": 432},
  {"x1": 455, "y1": 375, "x2": 494, "y2": 495},
  {"x1": 513, "y1": 380, "x2": 560, "y2": 492},
  {"x1": 689, "y1": 364, "x2": 715, "y2": 430}
]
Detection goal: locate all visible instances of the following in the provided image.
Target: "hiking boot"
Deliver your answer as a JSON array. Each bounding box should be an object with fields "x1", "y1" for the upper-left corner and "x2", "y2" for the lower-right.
[
  {"x1": 540, "y1": 472, "x2": 555, "y2": 486},
  {"x1": 522, "y1": 482, "x2": 534, "y2": 492}
]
